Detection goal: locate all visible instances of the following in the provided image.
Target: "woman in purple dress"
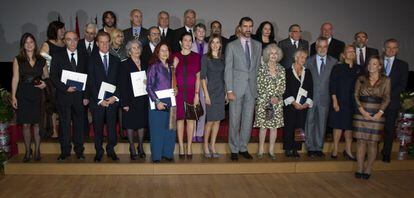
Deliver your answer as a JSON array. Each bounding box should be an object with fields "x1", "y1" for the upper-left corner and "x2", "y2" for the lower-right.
[{"x1": 172, "y1": 32, "x2": 201, "y2": 159}]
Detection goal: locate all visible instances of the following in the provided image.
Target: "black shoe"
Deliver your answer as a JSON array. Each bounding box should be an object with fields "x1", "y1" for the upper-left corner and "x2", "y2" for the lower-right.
[
  {"x1": 108, "y1": 151, "x2": 120, "y2": 161},
  {"x1": 57, "y1": 154, "x2": 68, "y2": 161},
  {"x1": 355, "y1": 172, "x2": 363, "y2": 179},
  {"x1": 130, "y1": 153, "x2": 138, "y2": 160},
  {"x1": 307, "y1": 151, "x2": 315, "y2": 157},
  {"x1": 343, "y1": 151, "x2": 356, "y2": 161},
  {"x1": 94, "y1": 154, "x2": 102, "y2": 162},
  {"x1": 362, "y1": 173, "x2": 371, "y2": 180},
  {"x1": 22, "y1": 149, "x2": 33, "y2": 163},
  {"x1": 34, "y1": 149, "x2": 41, "y2": 161},
  {"x1": 162, "y1": 156, "x2": 173, "y2": 162},
  {"x1": 315, "y1": 151, "x2": 326, "y2": 157},
  {"x1": 153, "y1": 160, "x2": 161, "y2": 163},
  {"x1": 285, "y1": 150, "x2": 292, "y2": 157},
  {"x1": 331, "y1": 154, "x2": 338, "y2": 159},
  {"x1": 231, "y1": 153, "x2": 239, "y2": 161},
  {"x1": 239, "y1": 151, "x2": 253, "y2": 159},
  {"x1": 382, "y1": 154, "x2": 391, "y2": 163},
  {"x1": 292, "y1": 150, "x2": 300, "y2": 158},
  {"x1": 186, "y1": 153, "x2": 193, "y2": 160},
  {"x1": 137, "y1": 145, "x2": 146, "y2": 159},
  {"x1": 76, "y1": 154, "x2": 85, "y2": 160}
]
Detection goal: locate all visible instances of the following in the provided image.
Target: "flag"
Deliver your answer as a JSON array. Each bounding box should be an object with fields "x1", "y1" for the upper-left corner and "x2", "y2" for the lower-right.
[
  {"x1": 94, "y1": 15, "x2": 98, "y2": 25},
  {"x1": 57, "y1": 15, "x2": 61, "y2": 22},
  {"x1": 75, "y1": 14, "x2": 80, "y2": 37}
]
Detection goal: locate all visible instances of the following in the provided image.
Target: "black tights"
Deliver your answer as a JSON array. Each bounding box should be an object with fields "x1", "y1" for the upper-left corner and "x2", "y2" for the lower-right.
[
  {"x1": 22, "y1": 124, "x2": 41, "y2": 156},
  {"x1": 127, "y1": 128, "x2": 145, "y2": 154}
]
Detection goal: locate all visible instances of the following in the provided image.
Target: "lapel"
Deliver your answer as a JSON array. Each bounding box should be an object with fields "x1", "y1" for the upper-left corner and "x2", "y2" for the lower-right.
[
  {"x1": 311, "y1": 56, "x2": 319, "y2": 76},
  {"x1": 390, "y1": 58, "x2": 398, "y2": 76},
  {"x1": 95, "y1": 53, "x2": 107, "y2": 79}
]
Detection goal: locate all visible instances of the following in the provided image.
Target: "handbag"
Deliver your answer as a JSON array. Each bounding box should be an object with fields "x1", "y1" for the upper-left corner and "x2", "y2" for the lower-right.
[
  {"x1": 264, "y1": 101, "x2": 274, "y2": 121},
  {"x1": 182, "y1": 55, "x2": 204, "y2": 121},
  {"x1": 294, "y1": 128, "x2": 306, "y2": 142}
]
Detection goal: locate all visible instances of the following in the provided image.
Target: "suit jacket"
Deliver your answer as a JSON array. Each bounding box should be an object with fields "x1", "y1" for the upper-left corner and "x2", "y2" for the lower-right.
[
  {"x1": 225, "y1": 38, "x2": 262, "y2": 98},
  {"x1": 77, "y1": 38, "x2": 98, "y2": 57},
  {"x1": 140, "y1": 43, "x2": 154, "y2": 67},
  {"x1": 310, "y1": 38, "x2": 345, "y2": 60},
  {"x1": 386, "y1": 58, "x2": 409, "y2": 109},
  {"x1": 305, "y1": 55, "x2": 337, "y2": 107},
  {"x1": 355, "y1": 46, "x2": 379, "y2": 69},
  {"x1": 160, "y1": 27, "x2": 175, "y2": 48},
  {"x1": 173, "y1": 27, "x2": 192, "y2": 52},
  {"x1": 123, "y1": 27, "x2": 149, "y2": 46},
  {"x1": 50, "y1": 49, "x2": 88, "y2": 105},
  {"x1": 278, "y1": 38, "x2": 309, "y2": 68},
  {"x1": 87, "y1": 52, "x2": 121, "y2": 108}
]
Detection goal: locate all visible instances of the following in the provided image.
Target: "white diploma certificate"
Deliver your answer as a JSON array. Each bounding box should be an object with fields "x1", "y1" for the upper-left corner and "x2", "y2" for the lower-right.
[
  {"x1": 130, "y1": 71, "x2": 147, "y2": 97},
  {"x1": 149, "y1": 89, "x2": 176, "y2": 110},
  {"x1": 60, "y1": 69, "x2": 88, "y2": 91}
]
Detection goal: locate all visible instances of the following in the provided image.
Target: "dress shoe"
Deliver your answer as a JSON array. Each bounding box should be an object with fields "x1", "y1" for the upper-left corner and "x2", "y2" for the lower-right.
[
  {"x1": 239, "y1": 151, "x2": 253, "y2": 159},
  {"x1": 382, "y1": 154, "x2": 391, "y2": 163},
  {"x1": 57, "y1": 154, "x2": 69, "y2": 161},
  {"x1": 362, "y1": 173, "x2": 371, "y2": 180},
  {"x1": 108, "y1": 152, "x2": 120, "y2": 161},
  {"x1": 355, "y1": 172, "x2": 363, "y2": 179},
  {"x1": 77, "y1": 154, "x2": 85, "y2": 160},
  {"x1": 292, "y1": 150, "x2": 300, "y2": 158},
  {"x1": 231, "y1": 153, "x2": 239, "y2": 161},
  {"x1": 285, "y1": 150, "x2": 292, "y2": 157},
  {"x1": 343, "y1": 151, "x2": 356, "y2": 161},
  {"x1": 315, "y1": 151, "x2": 326, "y2": 157},
  {"x1": 331, "y1": 154, "x2": 338, "y2": 159},
  {"x1": 153, "y1": 160, "x2": 161, "y2": 163},
  {"x1": 307, "y1": 151, "x2": 315, "y2": 157},
  {"x1": 130, "y1": 153, "x2": 138, "y2": 160},
  {"x1": 94, "y1": 154, "x2": 103, "y2": 162}
]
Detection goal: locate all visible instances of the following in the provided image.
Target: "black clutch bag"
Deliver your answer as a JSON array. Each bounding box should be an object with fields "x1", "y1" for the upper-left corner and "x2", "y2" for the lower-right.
[
  {"x1": 184, "y1": 102, "x2": 204, "y2": 121},
  {"x1": 264, "y1": 102, "x2": 274, "y2": 120}
]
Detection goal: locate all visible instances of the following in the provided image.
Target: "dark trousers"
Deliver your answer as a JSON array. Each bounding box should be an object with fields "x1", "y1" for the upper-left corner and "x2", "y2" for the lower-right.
[
  {"x1": 91, "y1": 103, "x2": 118, "y2": 156},
  {"x1": 383, "y1": 108, "x2": 399, "y2": 156},
  {"x1": 283, "y1": 107, "x2": 307, "y2": 151},
  {"x1": 57, "y1": 102, "x2": 85, "y2": 156}
]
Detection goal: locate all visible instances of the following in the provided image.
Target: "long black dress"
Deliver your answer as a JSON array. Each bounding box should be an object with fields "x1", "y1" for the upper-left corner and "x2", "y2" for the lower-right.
[
  {"x1": 328, "y1": 63, "x2": 362, "y2": 130},
  {"x1": 283, "y1": 67, "x2": 313, "y2": 151},
  {"x1": 120, "y1": 58, "x2": 149, "y2": 129},
  {"x1": 16, "y1": 57, "x2": 46, "y2": 124}
]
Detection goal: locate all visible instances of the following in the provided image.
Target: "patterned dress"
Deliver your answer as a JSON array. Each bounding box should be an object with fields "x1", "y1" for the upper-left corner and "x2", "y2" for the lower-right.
[{"x1": 254, "y1": 63, "x2": 286, "y2": 129}]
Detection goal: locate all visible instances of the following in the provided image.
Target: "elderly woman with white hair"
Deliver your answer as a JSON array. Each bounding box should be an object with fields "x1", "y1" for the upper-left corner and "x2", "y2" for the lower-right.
[
  {"x1": 254, "y1": 43, "x2": 286, "y2": 160},
  {"x1": 120, "y1": 39, "x2": 149, "y2": 160}
]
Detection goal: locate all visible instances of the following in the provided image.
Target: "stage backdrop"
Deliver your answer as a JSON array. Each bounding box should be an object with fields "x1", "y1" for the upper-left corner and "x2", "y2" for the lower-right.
[{"x1": 0, "y1": 0, "x2": 413, "y2": 70}]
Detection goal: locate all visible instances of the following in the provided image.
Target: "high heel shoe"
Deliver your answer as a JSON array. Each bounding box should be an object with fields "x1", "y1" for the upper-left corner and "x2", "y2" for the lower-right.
[
  {"x1": 208, "y1": 145, "x2": 220, "y2": 159},
  {"x1": 130, "y1": 148, "x2": 138, "y2": 160},
  {"x1": 34, "y1": 149, "x2": 41, "y2": 161},
  {"x1": 362, "y1": 173, "x2": 371, "y2": 180},
  {"x1": 179, "y1": 147, "x2": 185, "y2": 159},
  {"x1": 137, "y1": 145, "x2": 146, "y2": 159},
  {"x1": 186, "y1": 147, "x2": 193, "y2": 160},
  {"x1": 343, "y1": 150, "x2": 356, "y2": 161},
  {"x1": 23, "y1": 149, "x2": 33, "y2": 163},
  {"x1": 203, "y1": 148, "x2": 212, "y2": 159},
  {"x1": 355, "y1": 172, "x2": 363, "y2": 179}
]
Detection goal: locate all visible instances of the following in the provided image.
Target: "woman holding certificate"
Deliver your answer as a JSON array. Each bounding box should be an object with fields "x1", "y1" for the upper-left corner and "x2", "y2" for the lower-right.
[
  {"x1": 282, "y1": 49, "x2": 313, "y2": 158},
  {"x1": 146, "y1": 42, "x2": 178, "y2": 163},
  {"x1": 120, "y1": 40, "x2": 149, "y2": 160},
  {"x1": 172, "y1": 32, "x2": 201, "y2": 159}
]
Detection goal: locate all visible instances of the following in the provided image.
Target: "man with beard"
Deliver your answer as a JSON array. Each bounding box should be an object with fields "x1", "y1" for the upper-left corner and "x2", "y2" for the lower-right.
[
  {"x1": 99, "y1": 11, "x2": 117, "y2": 33},
  {"x1": 225, "y1": 17, "x2": 262, "y2": 161},
  {"x1": 141, "y1": 26, "x2": 161, "y2": 67},
  {"x1": 354, "y1": 31, "x2": 379, "y2": 69},
  {"x1": 205, "y1": 20, "x2": 228, "y2": 53}
]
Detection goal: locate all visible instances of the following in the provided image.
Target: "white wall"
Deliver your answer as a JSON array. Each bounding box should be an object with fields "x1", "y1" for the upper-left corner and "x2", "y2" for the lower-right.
[{"x1": 0, "y1": 0, "x2": 413, "y2": 70}]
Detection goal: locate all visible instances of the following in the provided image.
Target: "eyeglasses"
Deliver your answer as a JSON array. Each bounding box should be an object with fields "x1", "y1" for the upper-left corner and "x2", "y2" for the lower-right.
[{"x1": 290, "y1": 30, "x2": 302, "y2": 33}]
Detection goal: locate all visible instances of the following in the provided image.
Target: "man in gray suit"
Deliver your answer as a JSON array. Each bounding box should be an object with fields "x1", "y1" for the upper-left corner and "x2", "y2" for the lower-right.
[
  {"x1": 225, "y1": 17, "x2": 262, "y2": 161},
  {"x1": 304, "y1": 36, "x2": 337, "y2": 157},
  {"x1": 278, "y1": 24, "x2": 309, "y2": 68}
]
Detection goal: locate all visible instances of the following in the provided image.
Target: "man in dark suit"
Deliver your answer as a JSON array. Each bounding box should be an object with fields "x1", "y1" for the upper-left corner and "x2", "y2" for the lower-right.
[
  {"x1": 141, "y1": 26, "x2": 160, "y2": 67},
  {"x1": 87, "y1": 31, "x2": 121, "y2": 162},
  {"x1": 157, "y1": 11, "x2": 174, "y2": 47},
  {"x1": 173, "y1": 9, "x2": 196, "y2": 52},
  {"x1": 354, "y1": 31, "x2": 379, "y2": 69},
  {"x1": 50, "y1": 31, "x2": 89, "y2": 161},
  {"x1": 310, "y1": 22, "x2": 345, "y2": 60},
  {"x1": 99, "y1": 11, "x2": 117, "y2": 33},
  {"x1": 205, "y1": 20, "x2": 229, "y2": 53},
  {"x1": 382, "y1": 39, "x2": 409, "y2": 163},
  {"x1": 78, "y1": 23, "x2": 98, "y2": 57},
  {"x1": 278, "y1": 24, "x2": 309, "y2": 68},
  {"x1": 123, "y1": 9, "x2": 148, "y2": 46}
]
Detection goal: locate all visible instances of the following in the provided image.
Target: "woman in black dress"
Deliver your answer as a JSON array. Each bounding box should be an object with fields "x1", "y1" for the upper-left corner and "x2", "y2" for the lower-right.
[
  {"x1": 283, "y1": 49, "x2": 313, "y2": 158},
  {"x1": 40, "y1": 20, "x2": 66, "y2": 139},
  {"x1": 329, "y1": 45, "x2": 361, "y2": 160},
  {"x1": 11, "y1": 33, "x2": 48, "y2": 162},
  {"x1": 120, "y1": 40, "x2": 149, "y2": 160},
  {"x1": 253, "y1": 21, "x2": 277, "y2": 49}
]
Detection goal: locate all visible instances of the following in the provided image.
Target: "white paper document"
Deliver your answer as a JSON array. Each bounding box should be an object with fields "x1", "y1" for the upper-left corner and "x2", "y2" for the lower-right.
[
  {"x1": 149, "y1": 89, "x2": 176, "y2": 110},
  {"x1": 295, "y1": 87, "x2": 308, "y2": 105},
  {"x1": 60, "y1": 69, "x2": 88, "y2": 91},
  {"x1": 98, "y1": 82, "x2": 117, "y2": 100},
  {"x1": 130, "y1": 71, "x2": 147, "y2": 97}
]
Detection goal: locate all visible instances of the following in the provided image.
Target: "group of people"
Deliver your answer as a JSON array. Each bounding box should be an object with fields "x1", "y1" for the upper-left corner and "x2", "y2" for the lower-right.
[{"x1": 10, "y1": 9, "x2": 409, "y2": 179}]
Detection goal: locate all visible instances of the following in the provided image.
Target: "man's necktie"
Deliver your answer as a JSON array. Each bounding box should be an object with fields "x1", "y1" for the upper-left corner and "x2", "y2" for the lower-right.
[
  {"x1": 87, "y1": 43, "x2": 92, "y2": 55},
  {"x1": 103, "y1": 54, "x2": 108, "y2": 75},
  {"x1": 385, "y1": 58, "x2": 391, "y2": 76},
  {"x1": 359, "y1": 48, "x2": 365, "y2": 66},
  {"x1": 245, "y1": 40, "x2": 251, "y2": 68},
  {"x1": 70, "y1": 53, "x2": 76, "y2": 70},
  {"x1": 320, "y1": 57, "x2": 325, "y2": 75}
]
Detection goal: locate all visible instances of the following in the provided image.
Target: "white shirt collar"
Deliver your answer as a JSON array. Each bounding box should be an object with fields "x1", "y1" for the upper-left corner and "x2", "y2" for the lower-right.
[
  {"x1": 99, "y1": 51, "x2": 109, "y2": 62},
  {"x1": 159, "y1": 26, "x2": 168, "y2": 33},
  {"x1": 292, "y1": 66, "x2": 306, "y2": 84},
  {"x1": 150, "y1": 43, "x2": 156, "y2": 52},
  {"x1": 185, "y1": 26, "x2": 193, "y2": 32},
  {"x1": 290, "y1": 37, "x2": 298, "y2": 45},
  {"x1": 85, "y1": 40, "x2": 94, "y2": 47},
  {"x1": 327, "y1": 37, "x2": 332, "y2": 44}
]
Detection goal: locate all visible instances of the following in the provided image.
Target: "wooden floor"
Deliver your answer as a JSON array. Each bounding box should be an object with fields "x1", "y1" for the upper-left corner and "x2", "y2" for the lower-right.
[{"x1": 1, "y1": 171, "x2": 413, "y2": 198}]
